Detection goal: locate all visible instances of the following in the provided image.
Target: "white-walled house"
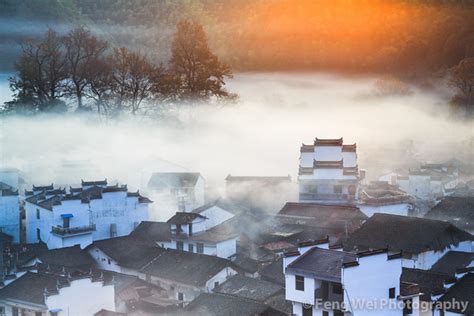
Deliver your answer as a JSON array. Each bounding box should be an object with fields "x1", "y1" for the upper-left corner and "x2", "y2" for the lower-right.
[
  {"x1": 147, "y1": 172, "x2": 205, "y2": 219},
  {"x1": 0, "y1": 271, "x2": 115, "y2": 316},
  {"x1": 358, "y1": 181, "x2": 414, "y2": 217},
  {"x1": 24, "y1": 180, "x2": 151, "y2": 249},
  {"x1": 0, "y1": 182, "x2": 20, "y2": 243},
  {"x1": 379, "y1": 163, "x2": 459, "y2": 204},
  {"x1": 139, "y1": 249, "x2": 239, "y2": 303},
  {"x1": 284, "y1": 246, "x2": 405, "y2": 316},
  {"x1": 86, "y1": 236, "x2": 165, "y2": 276},
  {"x1": 164, "y1": 210, "x2": 239, "y2": 258},
  {"x1": 344, "y1": 213, "x2": 473, "y2": 270},
  {"x1": 298, "y1": 138, "x2": 364, "y2": 204}
]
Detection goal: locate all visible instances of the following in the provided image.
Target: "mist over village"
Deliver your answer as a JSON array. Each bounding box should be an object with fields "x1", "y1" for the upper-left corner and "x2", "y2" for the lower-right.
[{"x1": 0, "y1": 1, "x2": 473, "y2": 316}]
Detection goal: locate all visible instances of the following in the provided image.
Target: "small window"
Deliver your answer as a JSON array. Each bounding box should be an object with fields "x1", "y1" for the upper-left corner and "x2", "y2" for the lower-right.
[
  {"x1": 322, "y1": 312, "x2": 329, "y2": 316},
  {"x1": 333, "y1": 283, "x2": 343, "y2": 294},
  {"x1": 12, "y1": 307, "x2": 18, "y2": 316},
  {"x1": 177, "y1": 241, "x2": 184, "y2": 251},
  {"x1": 178, "y1": 292, "x2": 184, "y2": 301},
  {"x1": 36, "y1": 209, "x2": 40, "y2": 219},
  {"x1": 389, "y1": 287, "x2": 396, "y2": 299},
  {"x1": 197, "y1": 243, "x2": 204, "y2": 254},
  {"x1": 334, "y1": 311, "x2": 344, "y2": 316},
  {"x1": 302, "y1": 305, "x2": 312, "y2": 316},
  {"x1": 108, "y1": 259, "x2": 111, "y2": 265},
  {"x1": 334, "y1": 185, "x2": 343, "y2": 194},
  {"x1": 295, "y1": 275, "x2": 305, "y2": 291},
  {"x1": 188, "y1": 243, "x2": 194, "y2": 253},
  {"x1": 403, "y1": 298, "x2": 413, "y2": 315},
  {"x1": 36, "y1": 228, "x2": 41, "y2": 241},
  {"x1": 214, "y1": 281, "x2": 219, "y2": 288}
]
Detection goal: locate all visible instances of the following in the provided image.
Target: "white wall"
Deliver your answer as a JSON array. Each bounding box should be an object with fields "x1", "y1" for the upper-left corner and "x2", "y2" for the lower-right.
[
  {"x1": 88, "y1": 247, "x2": 122, "y2": 273},
  {"x1": 199, "y1": 205, "x2": 234, "y2": 230},
  {"x1": 0, "y1": 195, "x2": 20, "y2": 243},
  {"x1": 285, "y1": 273, "x2": 316, "y2": 305},
  {"x1": 343, "y1": 254, "x2": 403, "y2": 316},
  {"x1": 46, "y1": 278, "x2": 115, "y2": 316},
  {"x1": 358, "y1": 203, "x2": 410, "y2": 217},
  {"x1": 215, "y1": 238, "x2": 237, "y2": 258},
  {"x1": 205, "y1": 267, "x2": 238, "y2": 292}
]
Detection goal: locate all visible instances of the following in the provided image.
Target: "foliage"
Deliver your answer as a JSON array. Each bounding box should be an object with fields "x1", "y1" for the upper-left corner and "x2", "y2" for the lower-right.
[
  {"x1": 3, "y1": 23, "x2": 235, "y2": 116},
  {"x1": 170, "y1": 20, "x2": 234, "y2": 101},
  {"x1": 449, "y1": 57, "x2": 474, "y2": 115}
]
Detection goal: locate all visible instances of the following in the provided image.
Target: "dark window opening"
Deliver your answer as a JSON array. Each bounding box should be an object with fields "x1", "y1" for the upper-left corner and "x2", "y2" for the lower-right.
[
  {"x1": 333, "y1": 283, "x2": 343, "y2": 294},
  {"x1": 302, "y1": 305, "x2": 312, "y2": 316},
  {"x1": 214, "y1": 281, "x2": 219, "y2": 288},
  {"x1": 63, "y1": 217, "x2": 70, "y2": 228},
  {"x1": 188, "y1": 243, "x2": 194, "y2": 252},
  {"x1": 189, "y1": 223, "x2": 193, "y2": 236},
  {"x1": 295, "y1": 275, "x2": 305, "y2": 291},
  {"x1": 177, "y1": 241, "x2": 184, "y2": 251},
  {"x1": 36, "y1": 209, "x2": 40, "y2": 219},
  {"x1": 178, "y1": 292, "x2": 184, "y2": 301},
  {"x1": 403, "y1": 298, "x2": 413, "y2": 315},
  {"x1": 197, "y1": 243, "x2": 204, "y2": 254},
  {"x1": 389, "y1": 287, "x2": 396, "y2": 299},
  {"x1": 36, "y1": 228, "x2": 41, "y2": 241}
]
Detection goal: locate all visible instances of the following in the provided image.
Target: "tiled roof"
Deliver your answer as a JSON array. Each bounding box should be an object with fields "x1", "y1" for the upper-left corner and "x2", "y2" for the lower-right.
[
  {"x1": 32, "y1": 245, "x2": 95, "y2": 268},
  {"x1": 286, "y1": 247, "x2": 357, "y2": 282},
  {"x1": 277, "y1": 202, "x2": 367, "y2": 230},
  {"x1": 425, "y1": 197, "x2": 474, "y2": 232},
  {"x1": 167, "y1": 212, "x2": 206, "y2": 225},
  {"x1": 430, "y1": 251, "x2": 474, "y2": 276},
  {"x1": 87, "y1": 236, "x2": 164, "y2": 270},
  {"x1": 314, "y1": 137, "x2": 343, "y2": 146},
  {"x1": 213, "y1": 274, "x2": 283, "y2": 302},
  {"x1": 344, "y1": 213, "x2": 473, "y2": 254},
  {"x1": 437, "y1": 273, "x2": 474, "y2": 314},
  {"x1": 401, "y1": 268, "x2": 449, "y2": 301},
  {"x1": 140, "y1": 250, "x2": 237, "y2": 287},
  {"x1": 259, "y1": 258, "x2": 284, "y2": 286},
  {"x1": 130, "y1": 221, "x2": 171, "y2": 242},
  {"x1": 147, "y1": 172, "x2": 201, "y2": 190},
  {"x1": 184, "y1": 293, "x2": 285, "y2": 316}
]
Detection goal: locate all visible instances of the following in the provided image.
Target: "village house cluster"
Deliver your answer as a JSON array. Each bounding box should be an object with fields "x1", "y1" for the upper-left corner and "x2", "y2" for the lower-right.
[{"x1": 0, "y1": 137, "x2": 472, "y2": 315}]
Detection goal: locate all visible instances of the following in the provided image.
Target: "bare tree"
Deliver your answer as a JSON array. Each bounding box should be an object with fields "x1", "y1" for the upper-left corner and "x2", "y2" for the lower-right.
[
  {"x1": 170, "y1": 20, "x2": 234, "y2": 101},
  {"x1": 109, "y1": 47, "x2": 155, "y2": 114},
  {"x1": 63, "y1": 27, "x2": 108, "y2": 110},
  {"x1": 11, "y1": 28, "x2": 68, "y2": 111},
  {"x1": 450, "y1": 57, "x2": 474, "y2": 114}
]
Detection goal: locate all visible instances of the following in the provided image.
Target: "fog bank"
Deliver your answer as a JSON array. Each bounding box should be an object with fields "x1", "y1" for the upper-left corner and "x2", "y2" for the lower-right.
[{"x1": 0, "y1": 72, "x2": 472, "y2": 193}]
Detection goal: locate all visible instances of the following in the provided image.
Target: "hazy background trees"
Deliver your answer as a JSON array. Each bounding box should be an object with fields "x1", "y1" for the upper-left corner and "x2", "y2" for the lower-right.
[{"x1": 3, "y1": 20, "x2": 234, "y2": 115}]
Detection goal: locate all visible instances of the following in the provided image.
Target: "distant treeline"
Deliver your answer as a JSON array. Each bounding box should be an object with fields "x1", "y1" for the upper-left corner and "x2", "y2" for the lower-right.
[
  {"x1": 1, "y1": 0, "x2": 473, "y2": 75},
  {"x1": 3, "y1": 21, "x2": 234, "y2": 115},
  {"x1": 1, "y1": 0, "x2": 474, "y2": 114}
]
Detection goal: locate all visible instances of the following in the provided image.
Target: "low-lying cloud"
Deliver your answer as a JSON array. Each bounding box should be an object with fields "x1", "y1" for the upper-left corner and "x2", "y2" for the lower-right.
[{"x1": 0, "y1": 72, "x2": 472, "y2": 196}]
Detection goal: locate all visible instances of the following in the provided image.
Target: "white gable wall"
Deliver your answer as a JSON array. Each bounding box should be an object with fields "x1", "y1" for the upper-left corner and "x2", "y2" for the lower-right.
[
  {"x1": 199, "y1": 205, "x2": 234, "y2": 230},
  {"x1": 343, "y1": 254, "x2": 403, "y2": 315},
  {"x1": 46, "y1": 278, "x2": 115, "y2": 316}
]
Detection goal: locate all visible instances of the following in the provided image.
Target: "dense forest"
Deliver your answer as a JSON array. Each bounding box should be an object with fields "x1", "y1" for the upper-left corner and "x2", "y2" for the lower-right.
[{"x1": 1, "y1": 0, "x2": 473, "y2": 75}]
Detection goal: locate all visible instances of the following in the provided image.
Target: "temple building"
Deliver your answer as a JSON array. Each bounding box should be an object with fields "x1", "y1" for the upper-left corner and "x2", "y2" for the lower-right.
[{"x1": 298, "y1": 138, "x2": 363, "y2": 204}]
